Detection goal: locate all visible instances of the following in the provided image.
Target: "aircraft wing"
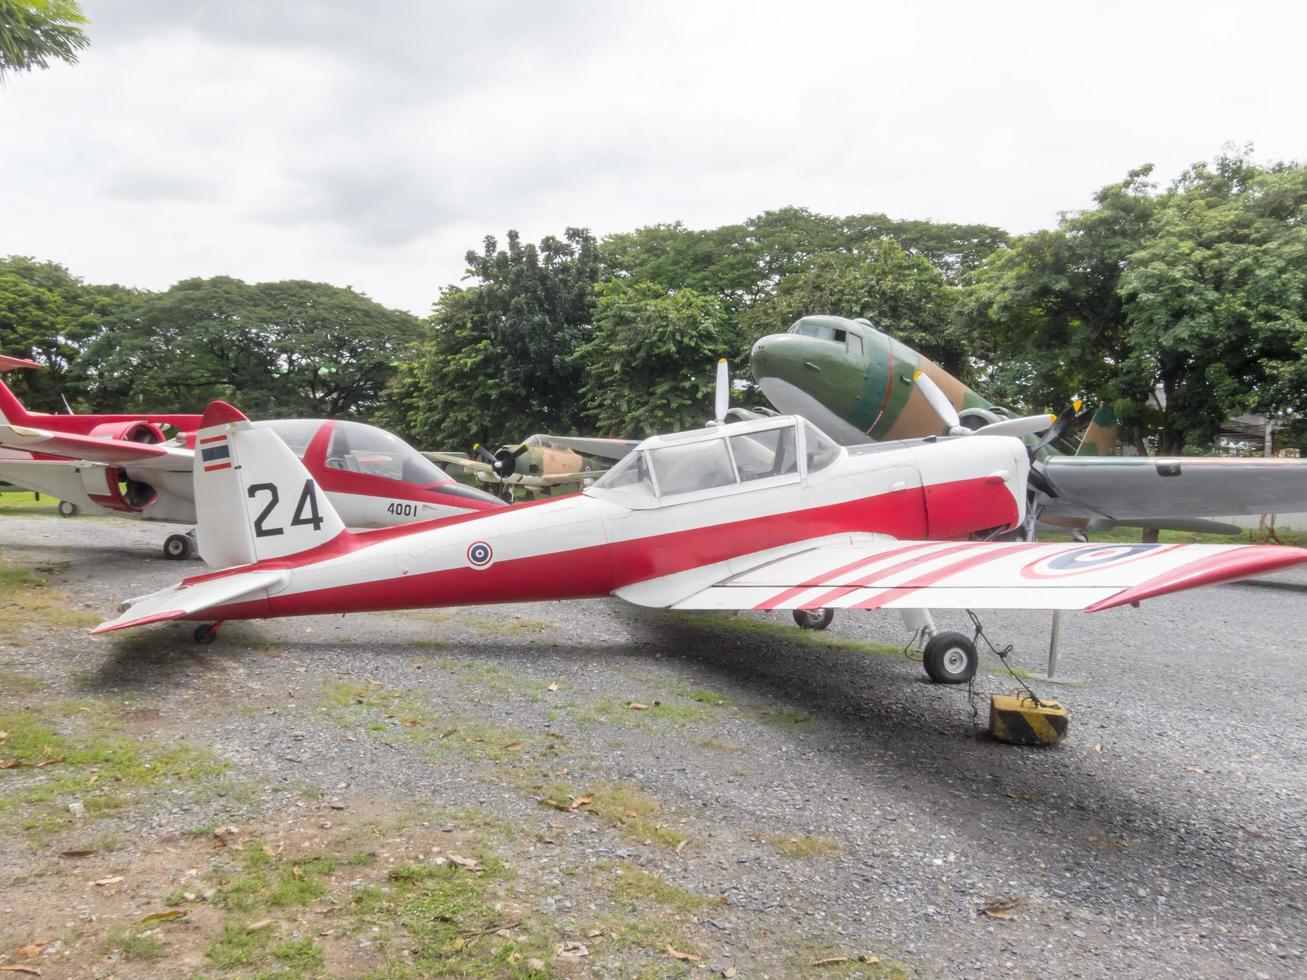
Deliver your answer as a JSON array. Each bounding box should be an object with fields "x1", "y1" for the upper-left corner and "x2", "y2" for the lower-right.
[
  {"x1": 618, "y1": 539, "x2": 1307, "y2": 613},
  {"x1": 1039, "y1": 455, "x2": 1307, "y2": 521},
  {"x1": 0, "y1": 423, "x2": 193, "y2": 469},
  {"x1": 91, "y1": 569, "x2": 290, "y2": 635},
  {"x1": 422, "y1": 452, "x2": 494, "y2": 476},
  {"x1": 526, "y1": 435, "x2": 638, "y2": 461}
]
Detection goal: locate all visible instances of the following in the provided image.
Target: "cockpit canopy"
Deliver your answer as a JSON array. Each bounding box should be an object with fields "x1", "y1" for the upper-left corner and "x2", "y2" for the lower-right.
[
  {"x1": 588, "y1": 416, "x2": 841, "y2": 507},
  {"x1": 254, "y1": 419, "x2": 452, "y2": 487},
  {"x1": 788, "y1": 315, "x2": 869, "y2": 358}
]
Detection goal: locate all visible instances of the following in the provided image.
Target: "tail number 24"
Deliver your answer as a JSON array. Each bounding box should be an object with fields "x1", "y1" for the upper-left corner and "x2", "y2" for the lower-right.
[{"x1": 248, "y1": 480, "x2": 325, "y2": 537}]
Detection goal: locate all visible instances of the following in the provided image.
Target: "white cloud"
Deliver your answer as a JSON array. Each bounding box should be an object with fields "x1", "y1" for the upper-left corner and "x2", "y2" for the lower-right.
[{"x1": 1, "y1": 0, "x2": 1303, "y2": 313}]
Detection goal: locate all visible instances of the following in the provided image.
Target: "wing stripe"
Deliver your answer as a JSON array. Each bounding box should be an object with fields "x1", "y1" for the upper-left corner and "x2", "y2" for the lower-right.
[
  {"x1": 796, "y1": 542, "x2": 980, "y2": 609},
  {"x1": 753, "y1": 541, "x2": 940, "y2": 610},
  {"x1": 852, "y1": 542, "x2": 1034, "y2": 610}
]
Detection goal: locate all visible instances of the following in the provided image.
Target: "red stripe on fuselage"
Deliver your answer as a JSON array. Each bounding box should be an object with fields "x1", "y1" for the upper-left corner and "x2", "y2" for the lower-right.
[{"x1": 182, "y1": 480, "x2": 951, "y2": 621}]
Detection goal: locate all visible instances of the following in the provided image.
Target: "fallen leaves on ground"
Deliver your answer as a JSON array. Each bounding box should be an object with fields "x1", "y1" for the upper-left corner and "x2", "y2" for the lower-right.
[
  {"x1": 555, "y1": 942, "x2": 589, "y2": 958},
  {"x1": 140, "y1": 910, "x2": 187, "y2": 924},
  {"x1": 627, "y1": 702, "x2": 649, "y2": 711},
  {"x1": 57, "y1": 849, "x2": 95, "y2": 859},
  {"x1": 0, "y1": 966, "x2": 42, "y2": 976},
  {"x1": 449, "y1": 855, "x2": 485, "y2": 874},
  {"x1": 546, "y1": 682, "x2": 559, "y2": 692},
  {"x1": 91, "y1": 876, "x2": 123, "y2": 886},
  {"x1": 666, "y1": 945, "x2": 700, "y2": 962},
  {"x1": 979, "y1": 897, "x2": 1024, "y2": 920},
  {"x1": 810, "y1": 956, "x2": 849, "y2": 967},
  {"x1": 244, "y1": 919, "x2": 274, "y2": 934},
  {"x1": 12, "y1": 944, "x2": 45, "y2": 959}
]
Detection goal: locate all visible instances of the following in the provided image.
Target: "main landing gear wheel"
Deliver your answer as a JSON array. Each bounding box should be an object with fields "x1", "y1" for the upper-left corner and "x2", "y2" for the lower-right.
[
  {"x1": 58, "y1": 500, "x2": 78, "y2": 517},
  {"x1": 922, "y1": 631, "x2": 978, "y2": 684},
  {"x1": 499, "y1": 487, "x2": 515, "y2": 504},
  {"x1": 193, "y1": 623, "x2": 220, "y2": 645},
  {"x1": 793, "y1": 608, "x2": 834, "y2": 630},
  {"x1": 163, "y1": 533, "x2": 194, "y2": 561}
]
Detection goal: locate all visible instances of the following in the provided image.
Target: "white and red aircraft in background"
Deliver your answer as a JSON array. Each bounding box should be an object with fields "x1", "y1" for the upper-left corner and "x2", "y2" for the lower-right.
[
  {"x1": 0, "y1": 369, "x2": 503, "y2": 559},
  {"x1": 94, "y1": 401, "x2": 1307, "y2": 684}
]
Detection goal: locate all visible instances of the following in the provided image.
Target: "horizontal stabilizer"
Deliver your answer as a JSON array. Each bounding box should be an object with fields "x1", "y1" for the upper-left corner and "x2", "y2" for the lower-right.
[
  {"x1": 91, "y1": 569, "x2": 289, "y2": 635},
  {"x1": 0, "y1": 423, "x2": 192, "y2": 468}
]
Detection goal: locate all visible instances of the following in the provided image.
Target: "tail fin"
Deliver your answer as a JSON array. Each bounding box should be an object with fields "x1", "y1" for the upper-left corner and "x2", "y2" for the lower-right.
[
  {"x1": 1076, "y1": 405, "x2": 1120, "y2": 456},
  {"x1": 193, "y1": 401, "x2": 347, "y2": 568},
  {"x1": 0, "y1": 378, "x2": 32, "y2": 427}
]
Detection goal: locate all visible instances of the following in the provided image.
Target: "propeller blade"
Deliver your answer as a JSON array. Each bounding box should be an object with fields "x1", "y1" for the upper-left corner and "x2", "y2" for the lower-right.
[
  {"x1": 1029, "y1": 402, "x2": 1093, "y2": 455},
  {"x1": 911, "y1": 371, "x2": 963, "y2": 434},
  {"x1": 714, "y1": 358, "x2": 729, "y2": 423},
  {"x1": 472, "y1": 443, "x2": 497, "y2": 466},
  {"x1": 974, "y1": 414, "x2": 1057, "y2": 439}
]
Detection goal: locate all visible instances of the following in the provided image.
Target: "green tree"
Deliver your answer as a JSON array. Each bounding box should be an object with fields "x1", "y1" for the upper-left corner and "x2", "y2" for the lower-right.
[
  {"x1": 0, "y1": 0, "x2": 88, "y2": 77},
  {"x1": 571, "y1": 281, "x2": 730, "y2": 438},
  {"x1": 1119, "y1": 158, "x2": 1307, "y2": 452},
  {"x1": 0, "y1": 255, "x2": 132, "y2": 411},
  {"x1": 380, "y1": 229, "x2": 601, "y2": 447},
  {"x1": 80, "y1": 277, "x2": 421, "y2": 417}
]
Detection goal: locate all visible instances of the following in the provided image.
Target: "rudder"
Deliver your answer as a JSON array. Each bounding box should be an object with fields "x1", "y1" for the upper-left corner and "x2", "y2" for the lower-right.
[{"x1": 193, "y1": 401, "x2": 346, "y2": 568}]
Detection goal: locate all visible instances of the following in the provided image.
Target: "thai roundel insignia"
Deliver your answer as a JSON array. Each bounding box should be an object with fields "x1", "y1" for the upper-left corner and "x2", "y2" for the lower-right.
[
  {"x1": 466, "y1": 541, "x2": 494, "y2": 569},
  {"x1": 1023, "y1": 543, "x2": 1161, "y2": 579}
]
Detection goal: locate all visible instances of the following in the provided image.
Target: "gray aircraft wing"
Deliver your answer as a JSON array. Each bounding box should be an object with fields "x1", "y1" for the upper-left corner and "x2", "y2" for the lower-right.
[{"x1": 1038, "y1": 455, "x2": 1307, "y2": 521}]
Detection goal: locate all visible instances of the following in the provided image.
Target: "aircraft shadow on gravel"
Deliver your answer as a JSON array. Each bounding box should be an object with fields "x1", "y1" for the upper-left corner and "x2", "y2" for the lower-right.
[{"x1": 627, "y1": 610, "x2": 1299, "y2": 915}]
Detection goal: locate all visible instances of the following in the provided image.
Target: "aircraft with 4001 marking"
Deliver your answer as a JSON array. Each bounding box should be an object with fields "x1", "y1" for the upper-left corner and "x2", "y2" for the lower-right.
[{"x1": 94, "y1": 400, "x2": 1307, "y2": 692}]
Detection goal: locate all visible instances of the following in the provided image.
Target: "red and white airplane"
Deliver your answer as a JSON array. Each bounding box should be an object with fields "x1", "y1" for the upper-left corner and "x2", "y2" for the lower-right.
[
  {"x1": 94, "y1": 400, "x2": 1307, "y2": 683},
  {"x1": 0, "y1": 369, "x2": 502, "y2": 559}
]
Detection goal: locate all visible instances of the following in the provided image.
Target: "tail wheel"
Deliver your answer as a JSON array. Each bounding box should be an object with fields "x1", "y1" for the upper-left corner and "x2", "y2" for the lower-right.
[
  {"x1": 193, "y1": 623, "x2": 220, "y2": 645},
  {"x1": 922, "y1": 631, "x2": 978, "y2": 684},
  {"x1": 792, "y1": 608, "x2": 834, "y2": 630},
  {"x1": 163, "y1": 533, "x2": 194, "y2": 561}
]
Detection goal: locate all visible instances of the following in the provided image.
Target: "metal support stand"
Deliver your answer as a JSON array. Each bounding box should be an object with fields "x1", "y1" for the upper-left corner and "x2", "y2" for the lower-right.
[{"x1": 1024, "y1": 609, "x2": 1083, "y2": 685}]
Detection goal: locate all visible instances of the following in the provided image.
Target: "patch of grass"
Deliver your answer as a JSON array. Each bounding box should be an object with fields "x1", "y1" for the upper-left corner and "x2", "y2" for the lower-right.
[
  {"x1": 464, "y1": 617, "x2": 554, "y2": 638},
  {"x1": 753, "y1": 706, "x2": 817, "y2": 729},
  {"x1": 0, "y1": 556, "x2": 98, "y2": 635},
  {"x1": 215, "y1": 845, "x2": 375, "y2": 913},
  {"x1": 541, "y1": 782, "x2": 688, "y2": 851},
  {"x1": 769, "y1": 835, "x2": 842, "y2": 859},
  {"x1": 207, "y1": 919, "x2": 277, "y2": 969},
  {"x1": 442, "y1": 659, "x2": 550, "y2": 697},
  {"x1": 1039, "y1": 526, "x2": 1307, "y2": 548},
  {"x1": 271, "y1": 935, "x2": 325, "y2": 972},
  {"x1": 0, "y1": 706, "x2": 229, "y2": 837},
  {"x1": 694, "y1": 737, "x2": 746, "y2": 753},
  {"x1": 578, "y1": 695, "x2": 710, "y2": 728},
  {"x1": 0, "y1": 667, "x2": 44, "y2": 695},
  {"x1": 611, "y1": 864, "x2": 719, "y2": 915},
  {"x1": 103, "y1": 925, "x2": 168, "y2": 962},
  {"x1": 357, "y1": 858, "x2": 553, "y2": 977},
  {"x1": 164, "y1": 888, "x2": 190, "y2": 907},
  {"x1": 681, "y1": 688, "x2": 728, "y2": 706},
  {"x1": 0, "y1": 491, "x2": 57, "y2": 515}
]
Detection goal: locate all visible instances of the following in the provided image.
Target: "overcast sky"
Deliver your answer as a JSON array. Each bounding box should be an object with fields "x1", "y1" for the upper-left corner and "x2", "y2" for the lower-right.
[{"x1": 2, "y1": 0, "x2": 1303, "y2": 314}]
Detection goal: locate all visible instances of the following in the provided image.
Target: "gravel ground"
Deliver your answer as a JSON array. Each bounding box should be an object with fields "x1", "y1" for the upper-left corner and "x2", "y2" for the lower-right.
[{"x1": 2, "y1": 510, "x2": 1306, "y2": 978}]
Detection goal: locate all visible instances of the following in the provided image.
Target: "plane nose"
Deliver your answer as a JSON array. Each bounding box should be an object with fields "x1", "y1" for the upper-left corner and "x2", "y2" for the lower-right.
[{"x1": 750, "y1": 329, "x2": 888, "y2": 435}]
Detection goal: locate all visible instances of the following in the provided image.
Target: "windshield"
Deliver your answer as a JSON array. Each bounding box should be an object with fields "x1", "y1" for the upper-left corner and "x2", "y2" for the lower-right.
[
  {"x1": 792, "y1": 321, "x2": 847, "y2": 344},
  {"x1": 802, "y1": 421, "x2": 841, "y2": 473},
  {"x1": 253, "y1": 419, "x2": 322, "y2": 457},
  {"x1": 590, "y1": 449, "x2": 656, "y2": 501},
  {"x1": 325, "y1": 420, "x2": 450, "y2": 485}
]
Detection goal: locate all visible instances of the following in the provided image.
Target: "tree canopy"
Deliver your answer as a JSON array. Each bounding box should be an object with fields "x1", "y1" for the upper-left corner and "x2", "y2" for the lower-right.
[
  {"x1": 2, "y1": 149, "x2": 1303, "y2": 455},
  {"x1": 0, "y1": 0, "x2": 88, "y2": 77}
]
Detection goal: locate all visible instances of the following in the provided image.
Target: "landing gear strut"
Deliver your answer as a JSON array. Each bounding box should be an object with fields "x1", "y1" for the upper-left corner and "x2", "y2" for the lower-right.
[
  {"x1": 163, "y1": 530, "x2": 195, "y2": 561},
  {"x1": 922, "y1": 631, "x2": 978, "y2": 684},
  {"x1": 193, "y1": 622, "x2": 222, "y2": 645},
  {"x1": 792, "y1": 608, "x2": 834, "y2": 630}
]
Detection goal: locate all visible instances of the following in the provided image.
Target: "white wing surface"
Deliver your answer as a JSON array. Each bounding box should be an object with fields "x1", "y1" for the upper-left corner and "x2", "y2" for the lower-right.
[{"x1": 92, "y1": 569, "x2": 289, "y2": 635}]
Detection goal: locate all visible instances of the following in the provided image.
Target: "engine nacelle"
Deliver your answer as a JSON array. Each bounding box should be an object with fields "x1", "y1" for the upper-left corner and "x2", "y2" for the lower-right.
[
  {"x1": 88, "y1": 420, "x2": 166, "y2": 445},
  {"x1": 80, "y1": 465, "x2": 157, "y2": 513}
]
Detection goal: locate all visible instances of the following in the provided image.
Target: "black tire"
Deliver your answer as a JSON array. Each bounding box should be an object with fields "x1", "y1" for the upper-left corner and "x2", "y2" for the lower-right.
[
  {"x1": 58, "y1": 500, "x2": 78, "y2": 517},
  {"x1": 193, "y1": 624, "x2": 217, "y2": 645},
  {"x1": 499, "y1": 487, "x2": 515, "y2": 504},
  {"x1": 792, "y1": 608, "x2": 834, "y2": 630},
  {"x1": 164, "y1": 533, "x2": 193, "y2": 561},
  {"x1": 922, "y1": 631, "x2": 978, "y2": 684}
]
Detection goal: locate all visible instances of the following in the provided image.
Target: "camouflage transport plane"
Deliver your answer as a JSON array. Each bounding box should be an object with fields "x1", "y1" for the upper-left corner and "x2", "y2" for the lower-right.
[{"x1": 750, "y1": 315, "x2": 1307, "y2": 539}]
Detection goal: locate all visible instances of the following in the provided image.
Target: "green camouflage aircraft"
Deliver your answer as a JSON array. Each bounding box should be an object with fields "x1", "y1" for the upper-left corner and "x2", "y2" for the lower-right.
[{"x1": 750, "y1": 315, "x2": 1307, "y2": 536}]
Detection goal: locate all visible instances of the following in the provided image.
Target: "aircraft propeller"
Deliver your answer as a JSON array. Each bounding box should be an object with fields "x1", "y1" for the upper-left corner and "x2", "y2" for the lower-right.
[
  {"x1": 912, "y1": 371, "x2": 1056, "y2": 440},
  {"x1": 473, "y1": 442, "x2": 529, "y2": 479},
  {"x1": 715, "y1": 358, "x2": 730, "y2": 424}
]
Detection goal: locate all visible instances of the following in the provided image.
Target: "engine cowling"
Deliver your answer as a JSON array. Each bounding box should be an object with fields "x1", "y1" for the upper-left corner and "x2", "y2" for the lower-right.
[{"x1": 87, "y1": 420, "x2": 166, "y2": 445}]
